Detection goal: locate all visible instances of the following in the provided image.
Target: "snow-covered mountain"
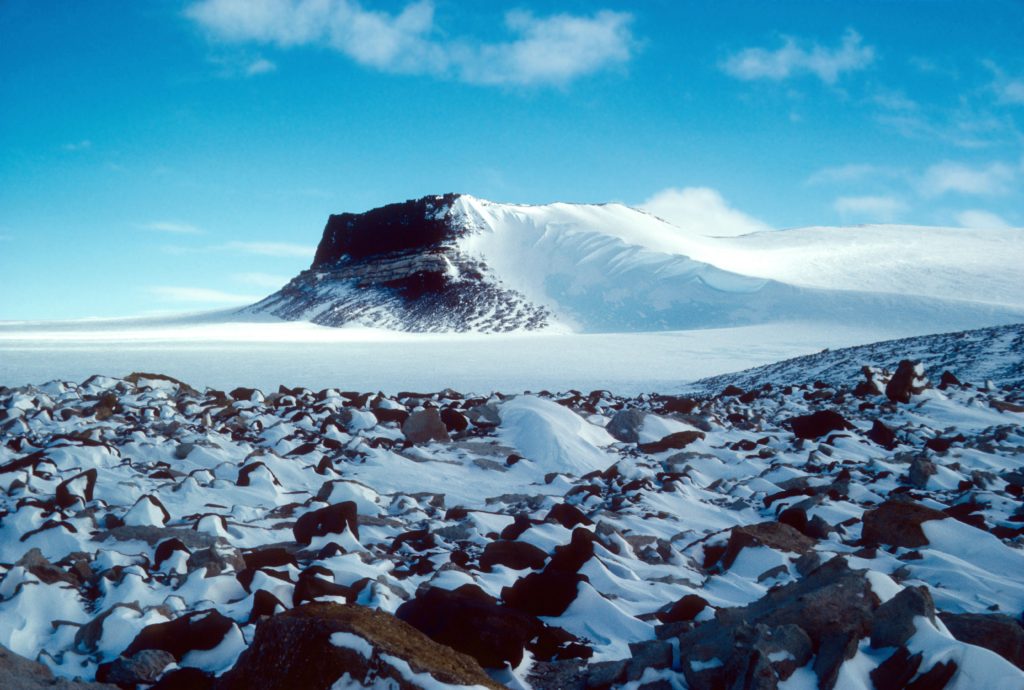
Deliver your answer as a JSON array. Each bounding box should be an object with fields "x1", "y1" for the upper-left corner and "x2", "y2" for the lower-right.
[{"x1": 247, "y1": 194, "x2": 1024, "y2": 334}]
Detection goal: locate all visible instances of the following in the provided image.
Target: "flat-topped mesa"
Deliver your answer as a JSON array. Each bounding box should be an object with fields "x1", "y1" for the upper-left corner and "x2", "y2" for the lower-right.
[
  {"x1": 312, "y1": 193, "x2": 463, "y2": 268},
  {"x1": 248, "y1": 193, "x2": 552, "y2": 332}
]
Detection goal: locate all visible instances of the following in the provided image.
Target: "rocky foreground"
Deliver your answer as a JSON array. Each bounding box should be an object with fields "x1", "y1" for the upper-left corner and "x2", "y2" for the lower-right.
[{"x1": 1, "y1": 349, "x2": 1023, "y2": 688}]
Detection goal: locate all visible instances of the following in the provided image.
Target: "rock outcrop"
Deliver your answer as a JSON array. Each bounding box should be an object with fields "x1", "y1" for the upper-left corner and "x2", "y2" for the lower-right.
[{"x1": 247, "y1": 195, "x2": 551, "y2": 332}]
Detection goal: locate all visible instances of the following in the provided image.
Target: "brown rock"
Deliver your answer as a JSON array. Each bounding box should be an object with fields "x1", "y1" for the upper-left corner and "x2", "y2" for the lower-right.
[
  {"x1": 939, "y1": 612, "x2": 1024, "y2": 670},
  {"x1": 216, "y1": 603, "x2": 503, "y2": 690},
  {"x1": 638, "y1": 430, "x2": 705, "y2": 454},
  {"x1": 886, "y1": 360, "x2": 928, "y2": 404},
  {"x1": 401, "y1": 409, "x2": 451, "y2": 444},
  {"x1": 717, "y1": 522, "x2": 815, "y2": 570},
  {"x1": 861, "y1": 500, "x2": 946, "y2": 548}
]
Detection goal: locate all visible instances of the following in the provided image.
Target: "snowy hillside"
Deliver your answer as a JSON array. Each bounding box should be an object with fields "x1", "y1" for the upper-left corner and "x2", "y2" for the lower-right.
[
  {"x1": 248, "y1": 194, "x2": 1024, "y2": 334},
  {"x1": 690, "y1": 322, "x2": 1024, "y2": 395}
]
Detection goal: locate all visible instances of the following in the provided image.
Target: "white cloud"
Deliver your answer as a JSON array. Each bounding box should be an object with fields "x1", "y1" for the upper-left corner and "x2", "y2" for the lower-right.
[
  {"x1": 225, "y1": 241, "x2": 316, "y2": 257},
  {"x1": 640, "y1": 187, "x2": 771, "y2": 237},
  {"x1": 955, "y1": 209, "x2": 1014, "y2": 230},
  {"x1": 140, "y1": 221, "x2": 205, "y2": 235},
  {"x1": 918, "y1": 161, "x2": 1015, "y2": 197},
  {"x1": 833, "y1": 195, "x2": 907, "y2": 222},
  {"x1": 232, "y1": 272, "x2": 292, "y2": 288},
  {"x1": 722, "y1": 29, "x2": 874, "y2": 84},
  {"x1": 452, "y1": 10, "x2": 633, "y2": 86},
  {"x1": 246, "y1": 57, "x2": 277, "y2": 75},
  {"x1": 185, "y1": 0, "x2": 634, "y2": 86},
  {"x1": 149, "y1": 286, "x2": 262, "y2": 304}
]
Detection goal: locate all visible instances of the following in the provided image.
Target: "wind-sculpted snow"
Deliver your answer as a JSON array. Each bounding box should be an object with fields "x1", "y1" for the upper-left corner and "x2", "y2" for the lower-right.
[
  {"x1": 1, "y1": 348, "x2": 1023, "y2": 688},
  {"x1": 246, "y1": 194, "x2": 1024, "y2": 334}
]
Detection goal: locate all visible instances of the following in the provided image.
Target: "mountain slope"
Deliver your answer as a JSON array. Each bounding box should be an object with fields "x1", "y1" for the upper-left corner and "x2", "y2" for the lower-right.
[
  {"x1": 688, "y1": 321, "x2": 1024, "y2": 394},
  {"x1": 246, "y1": 194, "x2": 1024, "y2": 334}
]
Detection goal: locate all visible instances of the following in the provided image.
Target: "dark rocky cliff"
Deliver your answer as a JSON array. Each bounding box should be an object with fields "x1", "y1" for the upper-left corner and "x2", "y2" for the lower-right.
[
  {"x1": 246, "y1": 194, "x2": 551, "y2": 332},
  {"x1": 312, "y1": 194, "x2": 462, "y2": 267}
]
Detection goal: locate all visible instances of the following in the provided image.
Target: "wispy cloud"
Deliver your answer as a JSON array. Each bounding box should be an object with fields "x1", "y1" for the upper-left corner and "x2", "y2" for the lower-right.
[
  {"x1": 246, "y1": 57, "x2": 276, "y2": 76},
  {"x1": 833, "y1": 195, "x2": 907, "y2": 222},
  {"x1": 984, "y1": 60, "x2": 1024, "y2": 105},
  {"x1": 918, "y1": 161, "x2": 1015, "y2": 197},
  {"x1": 722, "y1": 29, "x2": 874, "y2": 84},
  {"x1": 62, "y1": 140, "x2": 92, "y2": 152},
  {"x1": 641, "y1": 187, "x2": 771, "y2": 237},
  {"x1": 185, "y1": 0, "x2": 634, "y2": 87},
  {"x1": 140, "y1": 221, "x2": 205, "y2": 235},
  {"x1": 955, "y1": 209, "x2": 1014, "y2": 230},
  {"x1": 232, "y1": 272, "x2": 291, "y2": 288},
  {"x1": 870, "y1": 88, "x2": 917, "y2": 112},
  {"x1": 806, "y1": 163, "x2": 905, "y2": 185},
  {"x1": 224, "y1": 241, "x2": 315, "y2": 258},
  {"x1": 149, "y1": 286, "x2": 261, "y2": 304}
]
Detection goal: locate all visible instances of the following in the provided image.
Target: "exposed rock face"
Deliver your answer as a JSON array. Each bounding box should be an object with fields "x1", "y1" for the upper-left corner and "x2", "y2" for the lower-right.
[
  {"x1": 248, "y1": 194, "x2": 551, "y2": 332},
  {"x1": 215, "y1": 603, "x2": 502, "y2": 690}
]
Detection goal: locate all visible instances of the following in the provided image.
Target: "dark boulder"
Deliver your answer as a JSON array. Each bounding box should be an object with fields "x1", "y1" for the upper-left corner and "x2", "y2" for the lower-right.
[
  {"x1": 215, "y1": 602, "x2": 502, "y2": 690},
  {"x1": 861, "y1": 500, "x2": 945, "y2": 548},
  {"x1": 401, "y1": 409, "x2": 450, "y2": 444},
  {"x1": 480, "y1": 540, "x2": 548, "y2": 572},
  {"x1": 397, "y1": 585, "x2": 539, "y2": 668},
  {"x1": 123, "y1": 609, "x2": 236, "y2": 661},
  {"x1": 886, "y1": 360, "x2": 928, "y2": 404},
  {"x1": 870, "y1": 586, "x2": 936, "y2": 649},
  {"x1": 293, "y1": 502, "x2": 359, "y2": 544},
  {"x1": 867, "y1": 419, "x2": 897, "y2": 449},
  {"x1": 154, "y1": 538, "x2": 190, "y2": 569},
  {"x1": 679, "y1": 557, "x2": 880, "y2": 690},
  {"x1": 638, "y1": 430, "x2": 705, "y2": 453},
  {"x1": 502, "y1": 570, "x2": 585, "y2": 617},
  {"x1": 907, "y1": 456, "x2": 938, "y2": 488},
  {"x1": 787, "y1": 410, "x2": 852, "y2": 440},
  {"x1": 545, "y1": 503, "x2": 592, "y2": 529},
  {"x1": 715, "y1": 521, "x2": 815, "y2": 570},
  {"x1": 547, "y1": 528, "x2": 597, "y2": 573},
  {"x1": 938, "y1": 612, "x2": 1024, "y2": 669},
  {"x1": 657, "y1": 594, "x2": 708, "y2": 623},
  {"x1": 606, "y1": 409, "x2": 647, "y2": 443},
  {"x1": 870, "y1": 647, "x2": 923, "y2": 690},
  {"x1": 439, "y1": 407, "x2": 469, "y2": 433}
]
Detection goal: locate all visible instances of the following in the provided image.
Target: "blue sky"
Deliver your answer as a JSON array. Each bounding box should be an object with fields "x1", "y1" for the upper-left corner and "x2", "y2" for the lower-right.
[{"x1": 2, "y1": 0, "x2": 1023, "y2": 320}]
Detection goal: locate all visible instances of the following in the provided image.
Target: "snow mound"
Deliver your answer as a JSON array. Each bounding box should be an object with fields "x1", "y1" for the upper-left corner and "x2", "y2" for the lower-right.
[{"x1": 497, "y1": 395, "x2": 615, "y2": 475}]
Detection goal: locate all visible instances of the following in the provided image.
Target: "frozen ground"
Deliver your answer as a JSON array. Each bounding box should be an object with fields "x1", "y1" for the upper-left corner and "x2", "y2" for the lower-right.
[
  {"x1": 1, "y1": 331, "x2": 1022, "y2": 689},
  {"x1": 0, "y1": 313, "x2": 934, "y2": 395}
]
